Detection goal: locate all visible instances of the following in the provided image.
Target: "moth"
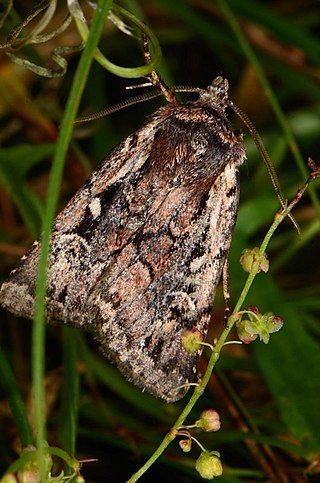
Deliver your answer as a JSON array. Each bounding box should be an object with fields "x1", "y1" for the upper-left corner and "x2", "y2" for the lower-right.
[{"x1": 0, "y1": 76, "x2": 246, "y2": 402}]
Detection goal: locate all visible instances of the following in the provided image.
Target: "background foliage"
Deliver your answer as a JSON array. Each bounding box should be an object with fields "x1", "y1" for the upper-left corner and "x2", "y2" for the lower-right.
[{"x1": 0, "y1": 0, "x2": 319, "y2": 481}]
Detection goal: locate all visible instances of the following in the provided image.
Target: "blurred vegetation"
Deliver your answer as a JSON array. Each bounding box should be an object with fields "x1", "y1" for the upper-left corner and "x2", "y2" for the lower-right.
[{"x1": 0, "y1": 0, "x2": 319, "y2": 482}]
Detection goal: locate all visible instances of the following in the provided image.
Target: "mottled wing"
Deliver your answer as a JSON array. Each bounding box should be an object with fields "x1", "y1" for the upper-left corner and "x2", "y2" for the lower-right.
[
  {"x1": 91, "y1": 162, "x2": 241, "y2": 401},
  {"x1": 0, "y1": 101, "x2": 244, "y2": 401}
]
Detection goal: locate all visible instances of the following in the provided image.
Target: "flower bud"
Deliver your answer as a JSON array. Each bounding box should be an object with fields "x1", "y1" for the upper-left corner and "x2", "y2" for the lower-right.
[
  {"x1": 196, "y1": 410, "x2": 221, "y2": 432},
  {"x1": 181, "y1": 329, "x2": 202, "y2": 353},
  {"x1": 268, "y1": 315, "x2": 284, "y2": 333},
  {"x1": 17, "y1": 444, "x2": 52, "y2": 483},
  {"x1": 247, "y1": 305, "x2": 260, "y2": 316},
  {"x1": 237, "y1": 307, "x2": 284, "y2": 344},
  {"x1": 195, "y1": 451, "x2": 223, "y2": 479},
  {"x1": 236, "y1": 321, "x2": 258, "y2": 344},
  {"x1": 240, "y1": 248, "x2": 269, "y2": 274},
  {"x1": 179, "y1": 438, "x2": 192, "y2": 453}
]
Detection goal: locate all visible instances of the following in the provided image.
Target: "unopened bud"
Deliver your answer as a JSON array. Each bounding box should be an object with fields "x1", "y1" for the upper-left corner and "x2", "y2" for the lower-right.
[
  {"x1": 236, "y1": 321, "x2": 258, "y2": 344},
  {"x1": 196, "y1": 410, "x2": 221, "y2": 432},
  {"x1": 240, "y1": 248, "x2": 269, "y2": 274},
  {"x1": 195, "y1": 451, "x2": 223, "y2": 479},
  {"x1": 181, "y1": 329, "x2": 202, "y2": 353},
  {"x1": 268, "y1": 315, "x2": 284, "y2": 333},
  {"x1": 179, "y1": 438, "x2": 192, "y2": 453},
  {"x1": 17, "y1": 444, "x2": 52, "y2": 483}
]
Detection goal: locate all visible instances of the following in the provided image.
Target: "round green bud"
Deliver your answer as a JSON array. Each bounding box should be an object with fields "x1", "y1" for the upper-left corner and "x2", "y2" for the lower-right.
[{"x1": 195, "y1": 451, "x2": 223, "y2": 479}]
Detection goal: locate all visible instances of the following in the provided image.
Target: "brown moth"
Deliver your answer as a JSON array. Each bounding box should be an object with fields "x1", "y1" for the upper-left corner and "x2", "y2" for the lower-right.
[{"x1": 0, "y1": 77, "x2": 245, "y2": 402}]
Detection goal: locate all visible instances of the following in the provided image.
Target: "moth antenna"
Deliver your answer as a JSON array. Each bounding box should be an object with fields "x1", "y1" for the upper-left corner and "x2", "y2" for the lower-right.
[
  {"x1": 175, "y1": 86, "x2": 202, "y2": 94},
  {"x1": 75, "y1": 36, "x2": 180, "y2": 124},
  {"x1": 126, "y1": 81, "x2": 154, "y2": 89},
  {"x1": 74, "y1": 90, "x2": 163, "y2": 124},
  {"x1": 75, "y1": 85, "x2": 203, "y2": 123},
  {"x1": 141, "y1": 32, "x2": 177, "y2": 105},
  {"x1": 231, "y1": 101, "x2": 300, "y2": 235}
]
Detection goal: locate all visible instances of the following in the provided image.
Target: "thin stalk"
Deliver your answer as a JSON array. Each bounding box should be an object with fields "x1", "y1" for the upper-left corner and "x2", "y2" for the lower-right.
[{"x1": 31, "y1": 0, "x2": 112, "y2": 477}]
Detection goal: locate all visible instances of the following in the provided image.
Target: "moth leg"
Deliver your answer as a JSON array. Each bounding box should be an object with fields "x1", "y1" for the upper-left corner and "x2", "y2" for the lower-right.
[
  {"x1": 141, "y1": 32, "x2": 177, "y2": 104},
  {"x1": 222, "y1": 257, "x2": 231, "y2": 325}
]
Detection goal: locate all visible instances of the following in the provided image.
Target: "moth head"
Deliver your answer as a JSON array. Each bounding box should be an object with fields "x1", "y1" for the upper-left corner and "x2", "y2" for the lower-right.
[{"x1": 197, "y1": 76, "x2": 230, "y2": 113}]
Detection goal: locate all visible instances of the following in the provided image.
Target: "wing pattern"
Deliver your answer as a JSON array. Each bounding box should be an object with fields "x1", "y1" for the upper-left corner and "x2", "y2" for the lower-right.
[{"x1": 0, "y1": 79, "x2": 245, "y2": 401}]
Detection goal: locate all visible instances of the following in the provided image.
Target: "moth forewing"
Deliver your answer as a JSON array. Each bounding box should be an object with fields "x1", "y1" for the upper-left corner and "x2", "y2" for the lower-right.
[{"x1": 0, "y1": 78, "x2": 245, "y2": 402}]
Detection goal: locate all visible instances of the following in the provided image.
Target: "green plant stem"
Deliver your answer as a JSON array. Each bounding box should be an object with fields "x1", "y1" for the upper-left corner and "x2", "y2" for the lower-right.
[
  {"x1": 216, "y1": 0, "x2": 320, "y2": 219},
  {"x1": 127, "y1": 173, "x2": 314, "y2": 482},
  {"x1": 31, "y1": 0, "x2": 112, "y2": 477}
]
